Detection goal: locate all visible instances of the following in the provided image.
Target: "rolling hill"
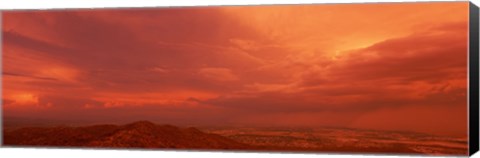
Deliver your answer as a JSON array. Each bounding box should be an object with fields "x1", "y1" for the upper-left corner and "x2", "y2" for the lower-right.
[{"x1": 3, "y1": 121, "x2": 249, "y2": 150}]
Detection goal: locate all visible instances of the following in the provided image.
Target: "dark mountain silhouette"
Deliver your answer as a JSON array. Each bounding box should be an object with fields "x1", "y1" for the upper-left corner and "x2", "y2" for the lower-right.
[
  {"x1": 3, "y1": 121, "x2": 249, "y2": 150},
  {"x1": 3, "y1": 121, "x2": 467, "y2": 155}
]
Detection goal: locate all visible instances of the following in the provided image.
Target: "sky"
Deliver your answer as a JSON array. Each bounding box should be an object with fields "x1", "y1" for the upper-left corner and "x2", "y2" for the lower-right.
[{"x1": 2, "y1": 2, "x2": 470, "y2": 137}]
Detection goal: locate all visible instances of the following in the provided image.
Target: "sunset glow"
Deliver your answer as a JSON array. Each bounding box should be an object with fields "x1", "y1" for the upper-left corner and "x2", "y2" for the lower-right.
[{"x1": 2, "y1": 2, "x2": 469, "y2": 139}]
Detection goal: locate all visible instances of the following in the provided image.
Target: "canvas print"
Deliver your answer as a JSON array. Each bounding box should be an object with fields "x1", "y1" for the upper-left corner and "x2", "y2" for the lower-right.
[{"x1": 1, "y1": 1, "x2": 473, "y2": 156}]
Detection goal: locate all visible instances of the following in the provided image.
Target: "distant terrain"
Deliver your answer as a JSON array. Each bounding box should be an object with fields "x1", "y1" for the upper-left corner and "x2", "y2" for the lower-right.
[
  {"x1": 3, "y1": 121, "x2": 468, "y2": 155},
  {"x1": 3, "y1": 121, "x2": 247, "y2": 150},
  {"x1": 203, "y1": 126, "x2": 468, "y2": 155}
]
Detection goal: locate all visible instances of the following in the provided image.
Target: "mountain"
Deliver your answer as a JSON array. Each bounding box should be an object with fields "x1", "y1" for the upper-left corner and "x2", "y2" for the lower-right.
[
  {"x1": 2, "y1": 121, "x2": 467, "y2": 155},
  {"x1": 3, "y1": 121, "x2": 249, "y2": 150}
]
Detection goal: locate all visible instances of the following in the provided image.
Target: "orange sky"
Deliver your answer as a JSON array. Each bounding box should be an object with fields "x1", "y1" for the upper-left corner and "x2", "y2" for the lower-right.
[{"x1": 2, "y1": 2, "x2": 470, "y2": 137}]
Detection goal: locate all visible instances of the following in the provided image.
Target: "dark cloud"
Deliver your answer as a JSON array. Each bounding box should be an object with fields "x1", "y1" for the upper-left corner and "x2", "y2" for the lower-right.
[
  {"x1": 322, "y1": 33, "x2": 466, "y2": 85},
  {"x1": 3, "y1": 72, "x2": 58, "y2": 81},
  {"x1": 3, "y1": 30, "x2": 75, "y2": 57},
  {"x1": 3, "y1": 9, "x2": 265, "y2": 94},
  {"x1": 202, "y1": 22, "x2": 468, "y2": 115}
]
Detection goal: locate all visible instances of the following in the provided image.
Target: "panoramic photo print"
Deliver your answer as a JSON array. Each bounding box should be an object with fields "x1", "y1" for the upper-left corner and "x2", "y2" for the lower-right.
[{"x1": 2, "y1": 1, "x2": 470, "y2": 156}]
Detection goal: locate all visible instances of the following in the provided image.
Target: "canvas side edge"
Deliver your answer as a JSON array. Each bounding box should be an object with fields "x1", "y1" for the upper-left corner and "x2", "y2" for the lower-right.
[{"x1": 469, "y1": 1, "x2": 480, "y2": 156}]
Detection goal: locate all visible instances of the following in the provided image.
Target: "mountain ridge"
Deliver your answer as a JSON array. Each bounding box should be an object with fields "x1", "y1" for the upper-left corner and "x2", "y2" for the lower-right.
[{"x1": 3, "y1": 121, "x2": 249, "y2": 150}]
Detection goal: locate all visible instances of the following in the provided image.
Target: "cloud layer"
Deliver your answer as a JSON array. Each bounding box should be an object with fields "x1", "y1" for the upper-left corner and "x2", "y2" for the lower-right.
[{"x1": 2, "y1": 2, "x2": 469, "y2": 137}]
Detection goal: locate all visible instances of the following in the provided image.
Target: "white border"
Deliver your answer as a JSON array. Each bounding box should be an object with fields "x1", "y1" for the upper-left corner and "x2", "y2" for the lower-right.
[
  {"x1": 0, "y1": 147, "x2": 449, "y2": 158},
  {"x1": 0, "y1": 0, "x2": 471, "y2": 10}
]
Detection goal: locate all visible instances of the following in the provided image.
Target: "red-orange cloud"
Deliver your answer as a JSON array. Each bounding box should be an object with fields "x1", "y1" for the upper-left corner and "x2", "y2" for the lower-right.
[{"x1": 2, "y1": 2, "x2": 469, "y2": 137}]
